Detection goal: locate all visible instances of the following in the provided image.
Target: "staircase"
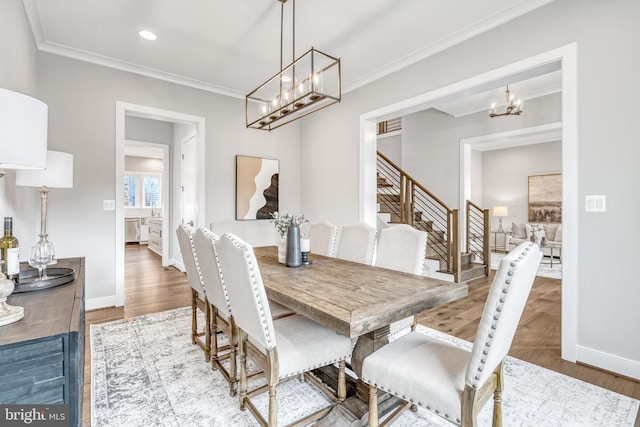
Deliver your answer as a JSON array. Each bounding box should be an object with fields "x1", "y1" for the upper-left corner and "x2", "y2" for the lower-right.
[{"x1": 377, "y1": 151, "x2": 488, "y2": 282}]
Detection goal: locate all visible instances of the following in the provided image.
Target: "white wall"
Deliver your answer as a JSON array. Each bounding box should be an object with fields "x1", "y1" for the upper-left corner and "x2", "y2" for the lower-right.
[
  {"x1": 300, "y1": 0, "x2": 640, "y2": 377},
  {"x1": 125, "y1": 116, "x2": 174, "y2": 144},
  {"x1": 124, "y1": 156, "x2": 163, "y2": 173},
  {"x1": 377, "y1": 133, "x2": 402, "y2": 166}
]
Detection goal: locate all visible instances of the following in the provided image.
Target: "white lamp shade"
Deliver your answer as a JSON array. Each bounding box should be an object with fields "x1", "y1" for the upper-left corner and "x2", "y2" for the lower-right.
[
  {"x1": 492, "y1": 206, "x2": 508, "y2": 217},
  {"x1": 0, "y1": 88, "x2": 48, "y2": 169},
  {"x1": 16, "y1": 150, "x2": 74, "y2": 188}
]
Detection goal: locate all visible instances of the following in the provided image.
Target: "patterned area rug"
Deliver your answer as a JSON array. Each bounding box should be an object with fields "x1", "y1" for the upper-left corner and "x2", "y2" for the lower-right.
[
  {"x1": 491, "y1": 251, "x2": 562, "y2": 279},
  {"x1": 91, "y1": 308, "x2": 638, "y2": 427}
]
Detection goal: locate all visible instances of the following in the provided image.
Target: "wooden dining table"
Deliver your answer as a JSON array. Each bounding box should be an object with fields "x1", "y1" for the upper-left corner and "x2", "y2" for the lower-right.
[{"x1": 253, "y1": 246, "x2": 469, "y2": 425}]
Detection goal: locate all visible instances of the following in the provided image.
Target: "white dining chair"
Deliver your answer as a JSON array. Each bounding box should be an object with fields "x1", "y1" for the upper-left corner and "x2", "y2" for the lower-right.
[
  {"x1": 336, "y1": 222, "x2": 377, "y2": 265},
  {"x1": 193, "y1": 227, "x2": 297, "y2": 396},
  {"x1": 375, "y1": 224, "x2": 428, "y2": 338},
  {"x1": 308, "y1": 220, "x2": 339, "y2": 257},
  {"x1": 362, "y1": 241, "x2": 541, "y2": 427},
  {"x1": 214, "y1": 233, "x2": 352, "y2": 427},
  {"x1": 193, "y1": 227, "x2": 237, "y2": 395},
  {"x1": 175, "y1": 224, "x2": 210, "y2": 362}
]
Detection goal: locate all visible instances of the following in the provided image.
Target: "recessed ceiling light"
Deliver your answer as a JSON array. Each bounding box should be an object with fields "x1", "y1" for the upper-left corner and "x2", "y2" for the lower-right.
[{"x1": 139, "y1": 30, "x2": 157, "y2": 41}]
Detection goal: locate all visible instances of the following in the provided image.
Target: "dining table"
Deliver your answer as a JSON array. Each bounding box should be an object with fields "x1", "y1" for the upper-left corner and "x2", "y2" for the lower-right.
[{"x1": 253, "y1": 246, "x2": 469, "y2": 425}]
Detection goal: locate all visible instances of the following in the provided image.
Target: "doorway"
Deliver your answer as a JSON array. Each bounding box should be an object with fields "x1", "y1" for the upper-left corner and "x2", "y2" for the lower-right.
[
  {"x1": 115, "y1": 102, "x2": 206, "y2": 307},
  {"x1": 359, "y1": 44, "x2": 578, "y2": 362}
]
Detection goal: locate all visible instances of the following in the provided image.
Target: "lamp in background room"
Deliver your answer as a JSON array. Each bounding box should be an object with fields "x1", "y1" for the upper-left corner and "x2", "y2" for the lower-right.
[
  {"x1": 492, "y1": 206, "x2": 509, "y2": 233},
  {"x1": 16, "y1": 150, "x2": 74, "y2": 278},
  {"x1": 245, "y1": 0, "x2": 341, "y2": 131},
  {"x1": 0, "y1": 87, "x2": 48, "y2": 326}
]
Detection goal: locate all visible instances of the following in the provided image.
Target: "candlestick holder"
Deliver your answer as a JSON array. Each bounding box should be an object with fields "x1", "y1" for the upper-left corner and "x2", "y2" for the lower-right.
[{"x1": 301, "y1": 251, "x2": 311, "y2": 265}]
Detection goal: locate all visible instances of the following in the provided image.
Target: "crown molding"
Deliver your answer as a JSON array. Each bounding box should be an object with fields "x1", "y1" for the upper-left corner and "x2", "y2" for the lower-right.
[{"x1": 23, "y1": 0, "x2": 555, "y2": 99}]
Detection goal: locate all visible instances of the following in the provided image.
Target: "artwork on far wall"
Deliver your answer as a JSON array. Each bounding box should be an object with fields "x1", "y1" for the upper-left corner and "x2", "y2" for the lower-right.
[
  {"x1": 236, "y1": 155, "x2": 279, "y2": 220},
  {"x1": 528, "y1": 173, "x2": 562, "y2": 223}
]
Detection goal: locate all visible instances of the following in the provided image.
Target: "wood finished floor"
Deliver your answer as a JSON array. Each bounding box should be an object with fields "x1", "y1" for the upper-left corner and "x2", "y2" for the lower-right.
[{"x1": 83, "y1": 244, "x2": 640, "y2": 426}]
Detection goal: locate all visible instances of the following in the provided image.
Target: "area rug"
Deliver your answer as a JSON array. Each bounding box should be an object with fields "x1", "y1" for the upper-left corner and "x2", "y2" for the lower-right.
[
  {"x1": 491, "y1": 251, "x2": 562, "y2": 280},
  {"x1": 91, "y1": 307, "x2": 638, "y2": 427}
]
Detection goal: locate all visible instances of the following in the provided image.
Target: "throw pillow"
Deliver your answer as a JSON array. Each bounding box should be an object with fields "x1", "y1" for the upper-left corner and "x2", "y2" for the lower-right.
[
  {"x1": 526, "y1": 223, "x2": 546, "y2": 240},
  {"x1": 512, "y1": 222, "x2": 526, "y2": 238},
  {"x1": 555, "y1": 225, "x2": 563, "y2": 242},
  {"x1": 544, "y1": 223, "x2": 559, "y2": 241}
]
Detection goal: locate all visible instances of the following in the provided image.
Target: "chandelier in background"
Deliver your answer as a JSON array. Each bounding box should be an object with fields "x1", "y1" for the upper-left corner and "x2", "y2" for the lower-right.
[
  {"x1": 246, "y1": 0, "x2": 341, "y2": 131},
  {"x1": 489, "y1": 86, "x2": 523, "y2": 117}
]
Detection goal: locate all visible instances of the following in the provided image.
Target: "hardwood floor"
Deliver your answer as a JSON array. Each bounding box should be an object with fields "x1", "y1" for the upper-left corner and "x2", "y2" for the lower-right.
[{"x1": 83, "y1": 245, "x2": 640, "y2": 426}]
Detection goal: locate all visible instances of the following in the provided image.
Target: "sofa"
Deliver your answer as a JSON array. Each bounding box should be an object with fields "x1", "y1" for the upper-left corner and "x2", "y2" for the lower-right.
[{"x1": 506, "y1": 222, "x2": 562, "y2": 259}]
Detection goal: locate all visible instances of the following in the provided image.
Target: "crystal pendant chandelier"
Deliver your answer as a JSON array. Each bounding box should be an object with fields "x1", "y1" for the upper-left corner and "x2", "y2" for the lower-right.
[
  {"x1": 489, "y1": 86, "x2": 523, "y2": 117},
  {"x1": 246, "y1": 0, "x2": 341, "y2": 131}
]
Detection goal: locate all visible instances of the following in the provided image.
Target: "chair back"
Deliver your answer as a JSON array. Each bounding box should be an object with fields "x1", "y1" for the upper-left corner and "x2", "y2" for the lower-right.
[
  {"x1": 375, "y1": 224, "x2": 427, "y2": 275},
  {"x1": 192, "y1": 227, "x2": 231, "y2": 318},
  {"x1": 214, "y1": 233, "x2": 277, "y2": 350},
  {"x1": 309, "y1": 220, "x2": 338, "y2": 257},
  {"x1": 465, "y1": 241, "x2": 541, "y2": 388},
  {"x1": 176, "y1": 224, "x2": 205, "y2": 296},
  {"x1": 336, "y1": 222, "x2": 377, "y2": 265}
]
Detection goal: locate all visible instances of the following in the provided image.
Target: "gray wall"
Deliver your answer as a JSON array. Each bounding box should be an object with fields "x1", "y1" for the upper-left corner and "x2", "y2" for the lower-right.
[
  {"x1": 300, "y1": 0, "x2": 640, "y2": 374},
  {"x1": 482, "y1": 141, "x2": 562, "y2": 230},
  {"x1": 124, "y1": 156, "x2": 163, "y2": 174},
  {"x1": 402, "y1": 93, "x2": 562, "y2": 208},
  {"x1": 125, "y1": 116, "x2": 174, "y2": 144}
]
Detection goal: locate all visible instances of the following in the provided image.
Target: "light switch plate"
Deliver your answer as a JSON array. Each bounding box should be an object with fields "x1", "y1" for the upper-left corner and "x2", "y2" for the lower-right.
[
  {"x1": 103, "y1": 200, "x2": 115, "y2": 211},
  {"x1": 585, "y1": 195, "x2": 606, "y2": 212}
]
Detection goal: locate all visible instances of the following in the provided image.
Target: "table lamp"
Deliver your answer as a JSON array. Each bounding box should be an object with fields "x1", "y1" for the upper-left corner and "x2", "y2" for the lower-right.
[
  {"x1": 492, "y1": 206, "x2": 509, "y2": 233},
  {"x1": 16, "y1": 150, "x2": 74, "y2": 271},
  {"x1": 0, "y1": 88, "x2": 48, "y2": 326}
]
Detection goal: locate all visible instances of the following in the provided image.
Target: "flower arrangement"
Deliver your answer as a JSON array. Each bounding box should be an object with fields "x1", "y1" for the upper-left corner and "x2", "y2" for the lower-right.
[{"x1": 269, "y1": 211, "x2": 308, "y2": 238}]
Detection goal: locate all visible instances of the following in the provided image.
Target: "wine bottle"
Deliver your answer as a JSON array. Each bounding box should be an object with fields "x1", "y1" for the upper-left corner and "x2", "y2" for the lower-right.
[{"x1": 0, "y1": 217, "x2": 20, "y2": 282}]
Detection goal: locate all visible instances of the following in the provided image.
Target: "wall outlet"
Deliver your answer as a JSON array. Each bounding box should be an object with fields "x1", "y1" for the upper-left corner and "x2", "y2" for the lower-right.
[{"x1": 103, "y1": 200, "x2": 115, "y2": 211}]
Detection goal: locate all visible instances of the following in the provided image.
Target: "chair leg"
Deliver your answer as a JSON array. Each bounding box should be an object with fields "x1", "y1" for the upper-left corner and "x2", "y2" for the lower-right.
[
  {"x1": 493, "y1": 363, "x2": 504, "y2": 427},
  {"x1": 229, "y1": 318, "x2": 238, "y2": 397},
  {"x1": 338, "y1": 361, "x2": 346, "y2": 402},
  {"x1": 239, "y1": 332, "x2": 248, "y2": 411},
  {"x1": 368, "y1": 384, "x2": 379, "y2": 427},
  {"x1": 268, "y1": 385, "x2": 277, "y2": 427},
  {"x1": 191, "y1": 290, "x2": 197, "y2": 345},
  {"x1": 204, "y1": 300, "x2": 211, "y2": 362},
  {"x1": 210, "y1": 306, "x2": 219, "y2": 371}
]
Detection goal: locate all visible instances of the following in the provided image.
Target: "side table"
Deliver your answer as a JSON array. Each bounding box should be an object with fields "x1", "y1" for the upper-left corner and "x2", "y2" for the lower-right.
[{"x1": 490, "y1": 230, "x2": 510, "y2": 253}]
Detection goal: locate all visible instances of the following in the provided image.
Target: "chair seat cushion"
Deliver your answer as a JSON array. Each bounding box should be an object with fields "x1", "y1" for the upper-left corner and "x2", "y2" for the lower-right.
[
  {"x1": 361, "y1": 331, "x2": 471, "y2": 423},
  {"x1": 273, "y1": 314, "x2": 352, "y2": 379}
]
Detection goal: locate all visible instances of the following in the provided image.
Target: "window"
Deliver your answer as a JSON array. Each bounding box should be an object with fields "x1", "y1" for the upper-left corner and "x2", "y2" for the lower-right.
[{"x1": 124, "y1": 174, "x2": 161, "y2": 208}]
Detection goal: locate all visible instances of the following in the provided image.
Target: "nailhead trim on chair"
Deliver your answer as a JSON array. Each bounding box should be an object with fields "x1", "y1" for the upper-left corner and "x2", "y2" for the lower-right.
[
  {"x1": 226, "y1": 233, "x2": 275, "y2": 348},
  {"x1": 469, "y1": 242, "x2": 536, "y2": 388},
  {"x1": 198, "y1": 227, "x2": 233, "y2": 313},
  {"x1": 181, "y1": 224, "x2": 206, "y2": 292}
]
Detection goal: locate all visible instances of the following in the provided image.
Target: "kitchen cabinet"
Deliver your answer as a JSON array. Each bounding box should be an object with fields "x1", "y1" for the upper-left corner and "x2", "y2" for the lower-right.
[{"x1": 148, "y1": 218, "x2": 162, "y2": 255}]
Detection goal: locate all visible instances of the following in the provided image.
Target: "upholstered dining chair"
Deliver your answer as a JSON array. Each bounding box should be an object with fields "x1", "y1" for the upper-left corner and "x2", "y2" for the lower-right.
[
  {"x1": 192, "y1": 227, "x2": 237, "y2": 395},
  {"x1": 193, "y1": 227, "x2": 296, "y2": 396},
  {"x1": 375, "y1": 224, "x2": 428, "y2": 338},
  {"x1": 308, "y1": 220, "x2": 339, "y2": 257},
  {"x1": 335, "y1": 222, "x2": 377, "y2": 265},
  {"x1": 214, "y1": 233, "x2": 352, "y2": 427},
  {"x1": 362, "y1": 241, "x2": 541, "y2": 427},
  {"x1": 175, "y1": 224, "x2": 210, "y2": 362}
]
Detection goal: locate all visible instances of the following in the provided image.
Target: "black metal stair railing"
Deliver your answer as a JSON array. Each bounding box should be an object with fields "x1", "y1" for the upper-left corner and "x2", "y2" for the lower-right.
[
  {"x1": 466, "y1": 200, "x2": 490, "y2": 266},
  {"x1": 377, "y1": 151, "x2": 460, "y2": 280}
]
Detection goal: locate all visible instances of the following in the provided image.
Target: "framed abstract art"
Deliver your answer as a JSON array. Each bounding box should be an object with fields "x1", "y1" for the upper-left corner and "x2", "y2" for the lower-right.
[{"x1": 236, "y1": 155, "x2": 279, "y2": 220}]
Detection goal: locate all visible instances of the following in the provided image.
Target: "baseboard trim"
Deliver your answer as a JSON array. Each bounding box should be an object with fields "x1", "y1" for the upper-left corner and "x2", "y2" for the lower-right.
[
  {"x1": 86, "y1": 295, "x2": 116, "y2": 310},
  {"x1": 577, "y1": 345, "x2": 640, "y2": 381}
]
